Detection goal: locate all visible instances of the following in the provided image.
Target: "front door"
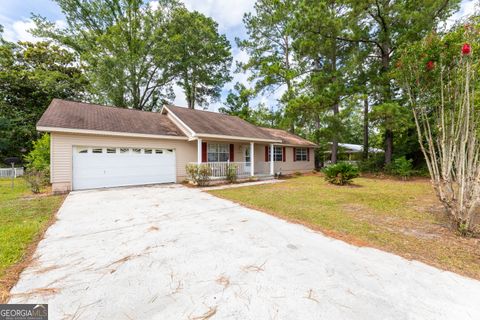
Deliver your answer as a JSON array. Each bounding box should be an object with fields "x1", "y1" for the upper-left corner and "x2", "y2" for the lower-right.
[{"x1": 244, "y1": 147, "x2": 251, "y2": 169}]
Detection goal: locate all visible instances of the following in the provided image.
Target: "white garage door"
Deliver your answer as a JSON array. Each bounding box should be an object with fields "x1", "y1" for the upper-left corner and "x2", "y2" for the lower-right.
[{"x1": 72, "y1": 146, "x2": 176, "y2": 190}]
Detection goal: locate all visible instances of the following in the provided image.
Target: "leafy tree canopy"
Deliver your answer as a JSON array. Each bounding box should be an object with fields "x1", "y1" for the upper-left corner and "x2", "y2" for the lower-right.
[
  {"x1": 219, "y1": 83, "x2": 255, "y2": 120},
  {"x1": 166, "y1": 8, "x2": 232, "y2": 109},
  {"x1": 33, "y1": 0, "x2": 182, "y2": 111},
  {"x1": 0, "y1": 40, "x2": 87, "y2": 161},
  {"x1": 237, "y1": 0, "x2": 304, "y2": 132}
]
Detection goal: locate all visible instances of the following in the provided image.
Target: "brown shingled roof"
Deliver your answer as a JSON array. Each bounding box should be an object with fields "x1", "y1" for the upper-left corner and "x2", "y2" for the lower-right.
[
  {"x1": 37, "y1": 99, "x2": 317, "y2": 146},
  {"x1": 165, "y1": 105, "x2": 280, "y2": 141},
  {"x1": 260, "y1": 127, "x2": 317, "y2": 147},
  {"x1": 37, "y1": 99, "x2": 185, "y2": 137}
]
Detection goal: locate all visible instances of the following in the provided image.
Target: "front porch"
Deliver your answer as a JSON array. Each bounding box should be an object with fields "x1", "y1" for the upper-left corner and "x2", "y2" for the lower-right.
[
  {"x1": 189, "y1": 161, "x2": 274, "y2": 180},
  {"x1": 193, "y1": 139, "x2": 277, "y2": 180}
]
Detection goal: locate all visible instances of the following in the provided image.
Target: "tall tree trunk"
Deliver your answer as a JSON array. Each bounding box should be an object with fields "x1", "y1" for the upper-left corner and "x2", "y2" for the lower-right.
[
  {"x1": 331, "y1": 43, "x2": 339, "y2": 164},
  {"x1": 289, "y1": 116, "x2": 295, "y2": 133},
  {"x1": 363, "y1": 96, "x2": 369, "y2": 160},
  {"x1": 385, "y1": 129, "x2": 393, "y2": 164},
  {"x1": 381, "y1": 43, "x2": 393, "y2": 164},
  {"x1": 284, "y1": 37, "x2": 295, "y2": 134},
  {"x1": 331, "y1": 102, "x2": 339, "y2": 164},
  {"x1": 184, "y1": 75, "x2": 195, "y2": 109},
  {"x1": 286, "y1": 81, "x2": 295, "y2": 134},
  {"x1": 188, "y1": 82, "x2": 196, "y2": 109}
]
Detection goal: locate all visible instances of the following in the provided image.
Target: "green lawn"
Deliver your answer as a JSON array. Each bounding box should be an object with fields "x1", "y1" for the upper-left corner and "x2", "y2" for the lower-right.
[
  {"x1": 0, "y1": 178, "x2": 64, "y2": 301},
  {"x1": 209, "y1": 175, "x2": 480, "y2": 279}
]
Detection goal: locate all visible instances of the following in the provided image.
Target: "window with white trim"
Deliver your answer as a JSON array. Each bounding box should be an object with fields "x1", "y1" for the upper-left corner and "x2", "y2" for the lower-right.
[
  {"x1": 208, "y1": 143, "x2": 229, "y2": 162},
  {"x1": 295, "y1": 148, "x2": 308, "y2": 161},
  {"x1": 268, "y1": 146, "x2": 283, "y2": 162}
]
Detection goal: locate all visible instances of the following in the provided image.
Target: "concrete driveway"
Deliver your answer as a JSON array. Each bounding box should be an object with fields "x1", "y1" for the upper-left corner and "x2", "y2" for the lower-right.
[{"x1": 9, "y1": 185, "x2": 480, "y2": 319}]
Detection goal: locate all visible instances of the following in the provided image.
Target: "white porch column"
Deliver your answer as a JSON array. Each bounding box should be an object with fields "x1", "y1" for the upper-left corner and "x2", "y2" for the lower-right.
[
  {"x1": 270, "y1": 143, "x2": 274, "y2": 175},
  {"x1": 250, "y1": 142, "x2": 255, "y2": 176},
  {"x1": 197, "y1": 138, "x2": 202, "y2": 164}
]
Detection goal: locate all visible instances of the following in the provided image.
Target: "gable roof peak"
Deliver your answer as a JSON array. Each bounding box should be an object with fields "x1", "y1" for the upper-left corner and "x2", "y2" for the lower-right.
[{"x1": 164, "y1": 104, "x2": 280, "y2": 142}]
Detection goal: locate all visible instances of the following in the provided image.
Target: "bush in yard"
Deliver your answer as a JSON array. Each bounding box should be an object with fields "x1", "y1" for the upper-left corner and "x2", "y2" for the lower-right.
[
  {"x1": 185, "y1": 163, "x2": 212, "y2": 186},
  {"x1": 24, "y1": 134, "x2": 50, "y2": 174},
  {"x1": 390, "y1": 156, "x2": 414, "y2": 180},
  {"x1": 358, "y1": 154, "x2": 384, "y2": 173},
  {"x1": 226, "y1": 163, "x2": 238, "y2": 183},
  {"x1": 323, "y1": 162, "x2": 359, "y2": 185},
  {"x1": 23, "y1": 168, "x2": 49, "y2": 193}
]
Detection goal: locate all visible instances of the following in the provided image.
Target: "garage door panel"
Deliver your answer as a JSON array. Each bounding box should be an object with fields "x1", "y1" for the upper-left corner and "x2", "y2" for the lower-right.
[{"x1": 73, "y1": 148, "x2": 176, "y2": 190}]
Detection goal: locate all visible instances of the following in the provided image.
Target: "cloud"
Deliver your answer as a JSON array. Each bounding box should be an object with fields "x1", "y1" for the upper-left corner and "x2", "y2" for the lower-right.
[
  {"x1": 6, "y1": 19, "x2": 37, "y2": 42},
  {"x1": 0, "y1": 17, "x2": 66, "y2": 42},
  {"x1": 228, "y1": 50, "x2": 250, "y2": 88},
  {"x1": 148, "y1": 0, "x2": 254, "y2": 30},
  {"x1": 446, "y1": 0, "x2": 478, "y2": 28},
  {"x1": 182, "y1": 0, "x2": 255, "y2": 30},
  {"x1": 172, "y1": 85, "x2": 188, "y2": 107}
]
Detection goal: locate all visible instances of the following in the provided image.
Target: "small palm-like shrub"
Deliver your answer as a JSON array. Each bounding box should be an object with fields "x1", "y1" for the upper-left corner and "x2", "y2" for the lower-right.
[
  {"x1": 185, "y1": 164, "x2": 212, "y2": 186},
  {"x1": 323, "y1": 162, "x2": 359, "y2": 185}
]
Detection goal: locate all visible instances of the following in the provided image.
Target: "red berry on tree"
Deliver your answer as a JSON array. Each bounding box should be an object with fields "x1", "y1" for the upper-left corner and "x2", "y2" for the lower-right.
[
  {"x1": 426, "y1": 60, "x2": 435, "y2": 70},
  {"x1": 462, "y1": 43, "x2": 471, "y2": 55}
]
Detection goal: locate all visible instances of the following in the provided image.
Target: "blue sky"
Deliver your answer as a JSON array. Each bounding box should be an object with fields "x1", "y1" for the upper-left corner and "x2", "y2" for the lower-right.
[{"x1": 0, "y1": 0, "x2": 477, "y2": 111}]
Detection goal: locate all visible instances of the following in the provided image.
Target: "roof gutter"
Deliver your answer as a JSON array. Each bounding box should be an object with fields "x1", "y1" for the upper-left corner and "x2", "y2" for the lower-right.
[
  {"x1": 280, "y1": 143, "x2": 318, "y2": 148},
  {"x1": 190, "y1": 133, "x2": 282, "y2": 143},
  {"x1": 36, "y1": 126, "x2": 189, "y2": 140}
]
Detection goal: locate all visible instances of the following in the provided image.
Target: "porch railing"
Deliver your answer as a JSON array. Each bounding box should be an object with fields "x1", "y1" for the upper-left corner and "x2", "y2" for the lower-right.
[{"x1": 192, "y1": 162, "x2": 252, "y2": 179}]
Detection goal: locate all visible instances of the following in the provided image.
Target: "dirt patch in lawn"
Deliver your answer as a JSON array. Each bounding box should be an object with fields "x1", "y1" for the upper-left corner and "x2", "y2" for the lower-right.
[
  {"x1": 212, "y1": 196, "x2": 372, "y2": 248},
  {"x1": 209, "y1": 176, "x2": 480, "y2": 280},
  {"x1": 340, "y1": 200, "x2": 480, "y2": 276}
]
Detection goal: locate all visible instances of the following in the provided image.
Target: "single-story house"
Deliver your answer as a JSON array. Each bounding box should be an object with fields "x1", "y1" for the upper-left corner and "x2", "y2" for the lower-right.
[
  {"x1": 37, "y1": 99, "x2": 316, "y2": 192},
  {"x1": 323, "y1": 142, "x2": 384, "y2": 164}
]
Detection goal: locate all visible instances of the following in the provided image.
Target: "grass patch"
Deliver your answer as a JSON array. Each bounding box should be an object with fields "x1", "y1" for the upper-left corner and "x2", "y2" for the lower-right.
[
  {"x1": 0, "y1": 178, "x2": 65, "y2": 302},
  {"x1": 209, "y1": 176, "x2": 480, "y2": 279}
]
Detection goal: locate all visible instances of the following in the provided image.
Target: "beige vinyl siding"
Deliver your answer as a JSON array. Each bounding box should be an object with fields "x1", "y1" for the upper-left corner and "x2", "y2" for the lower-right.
[
  {"x1": 277, "y1": 146, "x2": 315, "y2": 173},
  {"x1": 253, "y1": 144, "x2": 314, "y2": 174},
  {"x1": 50, "y1": 132, "x2": 196, "y2": 192},
  {"x1": 49, "y1": 133, "x2": 314, "y2": 193}
]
